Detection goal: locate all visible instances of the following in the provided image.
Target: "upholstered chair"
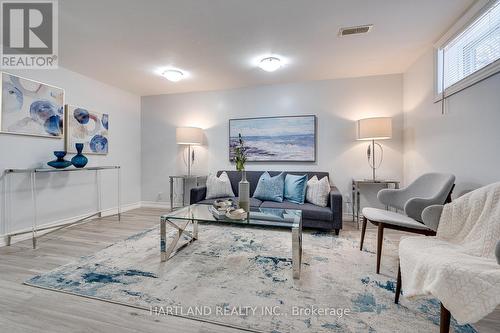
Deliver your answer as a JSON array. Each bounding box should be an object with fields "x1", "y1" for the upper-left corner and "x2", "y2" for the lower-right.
[{"x1": 360, "y1": 173, "x2": 455, "y2": 274}]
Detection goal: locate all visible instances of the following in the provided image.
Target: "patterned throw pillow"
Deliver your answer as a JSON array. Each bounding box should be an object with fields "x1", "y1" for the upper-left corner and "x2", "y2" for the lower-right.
[
  {"x1": 205, "y1": 172, "x2": 235, "y2": 199},
  {"x1": 253, "y1": 172, "x2": 285, "y2": 203},
  {"x1": 306, "y1": 175, "x2": 331, "y2": 207}
]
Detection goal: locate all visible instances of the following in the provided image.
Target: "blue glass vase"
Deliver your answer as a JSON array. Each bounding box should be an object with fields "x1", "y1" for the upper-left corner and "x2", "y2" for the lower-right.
[
  {"x1": 71, "y1": 143, "x2": 88, "y2": 168},
  {"x1": 47, "y1": 151, "x2": 72, "y2": 169}
]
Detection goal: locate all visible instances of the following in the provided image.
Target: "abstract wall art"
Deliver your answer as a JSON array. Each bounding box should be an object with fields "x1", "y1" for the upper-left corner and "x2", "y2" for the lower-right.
[
  {"x1": 66, "y1": 105, "x2": 109, "y2": 154},
  {"x1": 1, "y1": 72, "x2": 65, "y2": 138},
  {"x1": 229, "y1": 115, "x2": 316, "y2": 162}
]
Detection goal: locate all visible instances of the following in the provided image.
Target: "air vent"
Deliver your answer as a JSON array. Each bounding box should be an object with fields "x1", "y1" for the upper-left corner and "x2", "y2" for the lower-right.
[{"x1": 338, "y1": 24, "x2": 373, "y2": 37}]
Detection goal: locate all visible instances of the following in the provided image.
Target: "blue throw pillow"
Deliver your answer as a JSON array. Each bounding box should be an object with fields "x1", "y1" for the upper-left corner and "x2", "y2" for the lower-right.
[
  {"x1": 284, "y1": 174, "x2": 307, "y2": 204},
  {"x1": 253, "y1": 172, "x2": 285, "y2": 202}
]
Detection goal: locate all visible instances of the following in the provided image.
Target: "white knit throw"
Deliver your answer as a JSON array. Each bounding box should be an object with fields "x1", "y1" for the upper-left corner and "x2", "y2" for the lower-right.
[{"x1": 399, "y1": 182, "x2": 500, "y2": 324}]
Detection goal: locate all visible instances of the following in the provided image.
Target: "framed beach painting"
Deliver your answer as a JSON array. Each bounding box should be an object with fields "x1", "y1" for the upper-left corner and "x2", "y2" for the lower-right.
[
  {"x1": 66, "y1": 105, "x2": 109, "y2": 154},
  {"x1": 1, "y1": 72, "x2": 65, "y2": 138},
  {"x1": 229, "y1": 115, "x2": 316, "y2": 162}
]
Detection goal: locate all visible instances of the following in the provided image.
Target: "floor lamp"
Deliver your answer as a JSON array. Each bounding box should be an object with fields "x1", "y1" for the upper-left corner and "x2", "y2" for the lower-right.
[
  {"x1": 356, "y1": 117, "x2": 392, "y2": 181},
  {"x1": 176, "y1": 127, "x2": 203, "y2": 176}
]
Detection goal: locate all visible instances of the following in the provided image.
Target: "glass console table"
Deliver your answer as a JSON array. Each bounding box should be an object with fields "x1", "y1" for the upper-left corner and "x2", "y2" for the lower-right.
[
  {"x1": 3, "y1": 166, "x2": 121, "y2": 248},
  {"x1": 351, "y1": 179, "x2": 400, "y2": 228},
  {"x1": 160, "y1": 204, "x2": 303, "y2": 279},
  {"x1": 169, "y1": 175, "x2": 206, "y2": 210}
]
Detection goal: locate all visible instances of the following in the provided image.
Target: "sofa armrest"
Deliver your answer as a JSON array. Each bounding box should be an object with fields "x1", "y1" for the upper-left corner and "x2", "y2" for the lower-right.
[
  {"x1": 421, "y1": 205, "x2": 444, "y2": 232},
  {"x1": 190, "y1": 186, "x2": 207, "y2": 204},
  {"x1": 329, "y1": 186, "x2": 343, "y2": 229}
]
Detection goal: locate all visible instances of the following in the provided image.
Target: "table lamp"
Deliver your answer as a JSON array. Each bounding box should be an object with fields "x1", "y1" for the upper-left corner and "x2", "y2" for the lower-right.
[
  {"x1": 356, "y1": 117, "x2": 392, "y2": 181},
  {"x1": 176, "y1": 127, "x2": 203, "y2": 176}
]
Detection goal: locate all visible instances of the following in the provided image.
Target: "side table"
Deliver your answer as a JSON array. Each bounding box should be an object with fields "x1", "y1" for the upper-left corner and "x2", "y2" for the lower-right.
[
  {"x1": 169, "y1": 175, "x2": 206, "y2": 210},
  {"x1": 351, "y1": 179, "x2": 400, "y2": 228}
]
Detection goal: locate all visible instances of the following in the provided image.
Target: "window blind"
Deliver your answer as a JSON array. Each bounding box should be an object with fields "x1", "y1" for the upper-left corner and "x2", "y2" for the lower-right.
[{"x1": 439, "y1": 0, "x2": 500, "y2": 93}]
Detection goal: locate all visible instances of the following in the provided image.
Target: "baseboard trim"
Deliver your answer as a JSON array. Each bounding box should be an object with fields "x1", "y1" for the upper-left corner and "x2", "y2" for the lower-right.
[
  {"x1": 0, "y1": 202, "x2": 141, "y2": 247},
  {"x1": 140, "y1": 201, "x2": 171, "y2": 209}
]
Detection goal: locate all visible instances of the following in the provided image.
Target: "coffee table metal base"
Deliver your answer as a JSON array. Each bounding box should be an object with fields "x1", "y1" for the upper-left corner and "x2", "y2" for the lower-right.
[
  {"x1": 160, "y1": 217, "x2": 198, "y2": 262},
  {"x1": 160, "y1": 216, "x2": 302, "y2": 279},
  {"x1": 292, "y1": 226, "x2": 302, "y2": 279}
]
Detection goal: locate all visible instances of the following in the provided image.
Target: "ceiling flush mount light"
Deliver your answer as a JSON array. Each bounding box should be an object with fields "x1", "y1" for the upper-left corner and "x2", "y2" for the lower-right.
[
  {"x1": 258, "y1": 56, "x2": 282, "y2": 72},
  {"x1": 162, "y1": 69, "x2": 184, "y2": 82}
]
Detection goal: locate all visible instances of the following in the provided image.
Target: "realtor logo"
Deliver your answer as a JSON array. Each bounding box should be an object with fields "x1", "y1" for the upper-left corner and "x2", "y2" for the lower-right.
[{"x1": 1, "y1": 0, "x2": 58, "y2": 68}]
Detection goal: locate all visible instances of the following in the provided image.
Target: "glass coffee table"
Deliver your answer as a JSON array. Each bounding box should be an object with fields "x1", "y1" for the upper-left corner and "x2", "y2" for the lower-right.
[{"x1": 160, "y1": 204, "x2": 303, "y2": 279}]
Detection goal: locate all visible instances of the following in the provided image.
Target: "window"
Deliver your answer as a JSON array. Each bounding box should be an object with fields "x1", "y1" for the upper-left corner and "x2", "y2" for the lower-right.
[{"x1": 436, "y1": 0, "x2": 500, "y2": 97}]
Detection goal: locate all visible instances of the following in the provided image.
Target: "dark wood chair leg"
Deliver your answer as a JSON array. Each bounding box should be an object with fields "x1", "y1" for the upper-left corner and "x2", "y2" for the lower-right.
[
  {"x1": 376, "y1": 223, "x2": 384, "y2": 274},
  {"x1": 395, "y1": 264, "x2": 401, "y2": 304},
  {"x1": 440, "y1": 303, "x2": 451, "y2": 333},
  {"x1": 359, "y1": 216, "x2": 367, "y2": 251},
  {"x1": 334, "y1": 229, "x2": 340, "y2": 236}
]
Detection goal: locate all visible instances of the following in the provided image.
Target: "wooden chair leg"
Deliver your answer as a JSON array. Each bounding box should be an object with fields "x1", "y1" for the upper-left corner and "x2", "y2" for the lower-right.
[
  {"x1": 359, "y1": 216, "x2": 367, "y2": 251},
  {"x1": 440, "y1": 303, "x2": 451, "y2": 333},
  {"x1": 395, "y1": 264, "x2": 401, "y2": 304},
  {"x1": 376, "y1": 223, "x2": 384, "y2": 274}
]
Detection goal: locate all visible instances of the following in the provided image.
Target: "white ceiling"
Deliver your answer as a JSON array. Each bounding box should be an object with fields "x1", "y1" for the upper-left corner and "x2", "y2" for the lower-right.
[{"x1": 59, "y1": 0, "x2": 474, "y2": 96}]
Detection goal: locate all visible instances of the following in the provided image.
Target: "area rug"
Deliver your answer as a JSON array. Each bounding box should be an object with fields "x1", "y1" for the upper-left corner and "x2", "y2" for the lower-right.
[{"x1": 25, "y1": 223, "x2": 476, "y2": 333}]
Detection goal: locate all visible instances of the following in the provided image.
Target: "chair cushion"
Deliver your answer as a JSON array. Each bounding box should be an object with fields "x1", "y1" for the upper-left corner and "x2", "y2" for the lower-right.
[
  {"x1": 260, "y1": 200, "x2": 333, "y2": 221},
  {"x1": 196, "y1": 197, "x2": 262, "y2": 208},
  {"x1": 253, "y1": 172, "x2": 285, "y2": 202},
  {"x1": 362, "y1": 207, "x2": 431, "y2": 230}
]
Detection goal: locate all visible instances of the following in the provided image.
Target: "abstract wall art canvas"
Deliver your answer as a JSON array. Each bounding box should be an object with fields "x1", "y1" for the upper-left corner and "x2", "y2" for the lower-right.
[
  {"x1": 229, "y1": 115, "x2": 316, "y2": 162},
  {"x1": 1, "y1": 72, "x2": 65, "y2": 138},
  {"x1": 66, "y1": 105, "x2": 109, "y2": 154}
]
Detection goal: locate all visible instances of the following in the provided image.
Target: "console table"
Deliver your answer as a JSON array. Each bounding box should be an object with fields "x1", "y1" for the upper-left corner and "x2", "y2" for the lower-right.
[
  {"x1": 169, "y1": 175, "x2": 206, "y2": 210},
  {"x1": 3, "y1": 166, "x2": 121, "y2": 248},
  {"x1": 351, "y1": 179, "x2": 400, "y2": 228}
]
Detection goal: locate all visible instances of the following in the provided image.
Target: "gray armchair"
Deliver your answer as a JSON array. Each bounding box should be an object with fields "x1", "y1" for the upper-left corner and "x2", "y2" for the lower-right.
[
  {"x1": 378, "y1": 173, "x2": 455, "y2": 221},
  {"x1": 360, "y1": 173, "x2": 455, "y2": 274}
]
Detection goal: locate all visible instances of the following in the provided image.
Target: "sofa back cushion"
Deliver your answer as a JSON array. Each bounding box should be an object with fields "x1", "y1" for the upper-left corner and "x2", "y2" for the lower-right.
[{"x1": 217, "y1": 170, "x2": 330, "y2": 197}]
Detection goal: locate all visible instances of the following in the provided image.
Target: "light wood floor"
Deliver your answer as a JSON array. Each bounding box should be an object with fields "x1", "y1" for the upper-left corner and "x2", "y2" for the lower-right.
[{"x1": 0, "y1": 208, "x2": 498, "y2": 333}]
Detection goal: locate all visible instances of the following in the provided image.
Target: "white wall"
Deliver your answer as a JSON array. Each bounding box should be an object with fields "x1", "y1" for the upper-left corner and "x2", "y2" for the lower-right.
[
  {"x1": 141, "y1": 74, "x2": 404, "y2": 208},
  {"x1": 403, "y1": 49, "x2": 500, "y2": 196},
  {"x1": 0, "y1": 68, "x2": 142, "y2": 238}
]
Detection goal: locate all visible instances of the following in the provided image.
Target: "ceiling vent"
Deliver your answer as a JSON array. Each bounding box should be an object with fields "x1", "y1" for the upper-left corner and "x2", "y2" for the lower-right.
[{"x1": 338, "y1": 24, "x2": 373, "y2": 37}]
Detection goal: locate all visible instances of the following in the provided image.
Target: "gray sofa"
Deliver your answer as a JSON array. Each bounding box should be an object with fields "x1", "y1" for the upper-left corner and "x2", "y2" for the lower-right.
[{"x1": 190, "y1": 170, "x2": 343, "y2": 234}]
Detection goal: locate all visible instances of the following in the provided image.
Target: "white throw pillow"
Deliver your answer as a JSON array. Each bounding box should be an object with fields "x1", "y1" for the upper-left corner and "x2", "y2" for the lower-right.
[
  {"x1": 206, "y1": 172, "x2": 235, "y2": 199},
  {"x1": 306, "y1": 176, "x2": 330, "y2": 207}
]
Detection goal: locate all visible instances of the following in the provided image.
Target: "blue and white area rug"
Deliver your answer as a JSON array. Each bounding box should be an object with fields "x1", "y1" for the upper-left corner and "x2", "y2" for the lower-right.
[{"x1": 25, "y1": 223, "x2": 475, "y2": 333}]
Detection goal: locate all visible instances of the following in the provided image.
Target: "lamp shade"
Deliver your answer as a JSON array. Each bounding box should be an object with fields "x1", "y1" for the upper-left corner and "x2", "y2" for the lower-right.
[
  {"x1": 356, "y1": 117, "x2": 392, "y2": 140},
  {"x1": 176, "y1": 127, "x2": 203, "y2": 145}
]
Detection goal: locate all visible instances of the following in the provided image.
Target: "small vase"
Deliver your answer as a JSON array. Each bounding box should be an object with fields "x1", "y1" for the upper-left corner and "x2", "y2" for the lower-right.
[
  {"x1": 47, "y1": 151, "x2": 72, "y2": 169},
  {"x1": 71, "y1": 143, "x2": 88, "y2": 168},
  {"x1": 238, "y1": 170, "x2": 250, "y2": 212}
]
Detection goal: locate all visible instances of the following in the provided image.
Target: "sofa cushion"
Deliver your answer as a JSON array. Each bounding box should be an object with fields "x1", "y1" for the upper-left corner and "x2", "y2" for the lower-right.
[
  {"x1": 196, "y1": 197, "x2": 262, "y2": 208},
  {"x1": 284, "y1": 174, "x2": 308, "y2": 204},
  {"x1": 306, "y1": 175, "x2": 330, "y2": 207},
  {"x1": 206, "y1": 172, "x2": 235, "y2": 199},
  {"x1": 253, "y1": 172, "x2": 285, "y2": 202},
  {"x1": 260, "y1": 200, "x2": 333, "y2": 221},
  {"x1": 217, "y1": 171, "x2": 330, "y2": 197}
]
